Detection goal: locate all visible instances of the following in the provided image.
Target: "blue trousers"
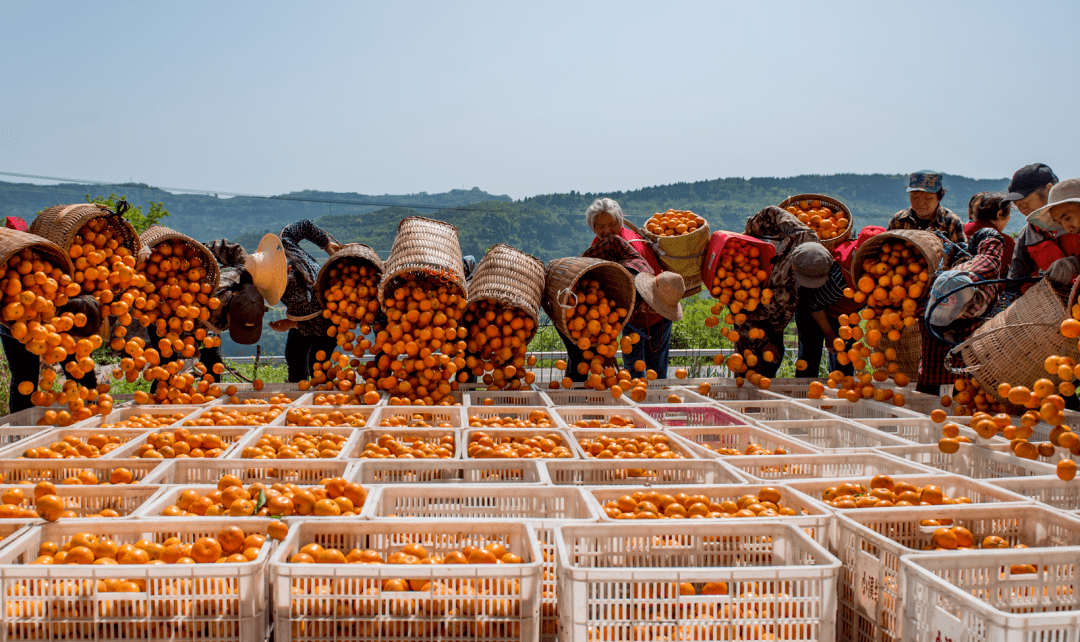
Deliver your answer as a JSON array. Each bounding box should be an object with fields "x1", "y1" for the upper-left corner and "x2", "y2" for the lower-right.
[
  {"x1": 622, "y1": 319, "x2": 673, "y2": 379},
  {"x1": 794, "y1": 307, "x2": 852, "y2": 378}
]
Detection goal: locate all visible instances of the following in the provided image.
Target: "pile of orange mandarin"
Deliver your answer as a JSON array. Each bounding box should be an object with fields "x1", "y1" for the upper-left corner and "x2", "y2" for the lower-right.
[
  {"x1": 645, "y1": 209, "x2": 706, "y2": 237},
  {"x1": 784, "y1": 198, "x2": 850, "y2": 241}
]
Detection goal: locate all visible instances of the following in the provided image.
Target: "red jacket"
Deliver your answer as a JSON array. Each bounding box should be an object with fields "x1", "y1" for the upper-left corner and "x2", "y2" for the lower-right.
[
  {"x1": 963, "y1": 220, "x2": 1014, "y2": 276},
  {"x1": 591, "y1": 227, "x2": 664, "y2": 276}
]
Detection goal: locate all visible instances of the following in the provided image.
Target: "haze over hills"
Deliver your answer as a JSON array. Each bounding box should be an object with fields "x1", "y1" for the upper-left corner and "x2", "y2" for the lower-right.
[{"x1": 1, "y1": 172, "x2": 1012, "y2": 357}]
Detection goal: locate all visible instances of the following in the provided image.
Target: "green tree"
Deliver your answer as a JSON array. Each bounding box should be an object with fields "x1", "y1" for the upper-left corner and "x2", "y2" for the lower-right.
[{"x1": 85, "y1": 193, "x2": 170, "y2": 233}]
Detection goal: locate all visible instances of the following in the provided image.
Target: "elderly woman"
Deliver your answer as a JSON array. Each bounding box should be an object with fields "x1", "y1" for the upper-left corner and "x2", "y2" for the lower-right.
[
  {"x1": 1026, "y1": 179, "x2": 1080, "y2": 285},
  {"x1": 586, "y1": 198, "x2": 663, "y2": 275},
  {"x1": 888, "y1": 170, "x2": 966, "y2": 246}
]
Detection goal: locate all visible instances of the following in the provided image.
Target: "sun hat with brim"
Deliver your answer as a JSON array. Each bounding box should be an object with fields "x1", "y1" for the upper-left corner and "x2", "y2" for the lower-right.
[
  {"x1": 1028, "y1": 178, "x2": 1080, "y2": 234},
  {"x1": 244, "y1": 233, "x2": 288, "y2": 305},
  {"x1": 228, "y1": 282, "x2": 267, "y2": 344},
  {"x1": 635, "y1": 271, "x2": 684, "y2": 321},
  {"x1": 927, "y1": 270, "x2": 975, "y2": 326},
  {"x1": 789, "y1": 243, "x2": 833, "y2": 289}
]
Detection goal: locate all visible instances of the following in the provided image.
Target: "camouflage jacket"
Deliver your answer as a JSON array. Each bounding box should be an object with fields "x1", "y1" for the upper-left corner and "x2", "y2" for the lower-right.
[{"x1": 887, "y1": 206, "x2": 966, "y2": 245}]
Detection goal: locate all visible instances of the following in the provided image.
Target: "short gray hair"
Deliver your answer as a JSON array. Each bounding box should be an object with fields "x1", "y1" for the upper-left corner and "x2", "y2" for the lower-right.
[{"x1": 585, "y1": 198, "x2": 624, "y2": 233}]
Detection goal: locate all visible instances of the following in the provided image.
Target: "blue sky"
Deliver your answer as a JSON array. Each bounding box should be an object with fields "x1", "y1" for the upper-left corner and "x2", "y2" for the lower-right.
[{"x1": 1, "y1": 1, "x2": 1077, "y2": 199}]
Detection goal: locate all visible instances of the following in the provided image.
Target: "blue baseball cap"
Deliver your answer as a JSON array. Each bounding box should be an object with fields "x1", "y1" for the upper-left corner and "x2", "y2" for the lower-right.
[{"x1": 907, "y1": 170, "x2": 944, "y2": 193}]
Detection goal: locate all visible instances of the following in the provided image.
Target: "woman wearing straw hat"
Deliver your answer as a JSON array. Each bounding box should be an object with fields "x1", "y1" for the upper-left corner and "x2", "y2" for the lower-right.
[{"x1": 264, "y1": 220, "x2": 342, "y2": 382}]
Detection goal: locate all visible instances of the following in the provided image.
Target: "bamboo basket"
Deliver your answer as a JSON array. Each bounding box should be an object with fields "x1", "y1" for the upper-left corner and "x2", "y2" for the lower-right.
[
  {"x1": 778, "y1": 193, "x2": 853, "y2": 250},
  {"x1": 377, "y1": 216, "x2": 466, "y2": 301},
  {"x1": 314, "y1": 242, "x2": 383, "y2": 307},
  {"x1": 466, "y1": 243, "x2": 546, "y2": 326},
  {"x1": 851, "y1": 229, "x2": 946, "y2": 296},
  {"x1": 639, "y1": 218, "x2": 710, "y2": 297},
  {"x1": 29, "y1": 203, "x2": 141, "y2": 257},
  {"x1": 950, "y1": 277, "x2": 1080, "y2": 406},
  {"x1": 0, "y1": 229, "x2": 74, "y2": 328},
  {"x1": 543, "y1": 257, "x2": 636, "y2": 337},
  {"x1": 138, "y1": 224, "x2": 220, "y2": 293}
]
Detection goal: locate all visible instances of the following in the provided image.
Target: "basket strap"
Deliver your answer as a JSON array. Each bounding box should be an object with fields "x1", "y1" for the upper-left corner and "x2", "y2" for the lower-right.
[
  {"x1": 287, "y1": 310, "x2": 323, "y2": 322},
  {"x1": 556, "y1": 287, "x2": 579, "y2": 310},
  {"x1": 652, "y1": 246, "x2": 708, "y2": 260}
]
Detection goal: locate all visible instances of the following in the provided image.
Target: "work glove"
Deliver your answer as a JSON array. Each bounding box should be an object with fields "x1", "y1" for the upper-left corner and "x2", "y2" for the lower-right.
[{"x1": 1046, "y1": 256, "x2": 1080, "y2": 285}]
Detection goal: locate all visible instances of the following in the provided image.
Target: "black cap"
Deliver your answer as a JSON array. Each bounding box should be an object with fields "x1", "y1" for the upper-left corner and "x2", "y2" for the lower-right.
[
  {"x1": 1003, "y1": 163, "x2": 1058, "y2": 202},
  {"x1": 228, "y1": 283, "x2": 266, "y2": 345}
]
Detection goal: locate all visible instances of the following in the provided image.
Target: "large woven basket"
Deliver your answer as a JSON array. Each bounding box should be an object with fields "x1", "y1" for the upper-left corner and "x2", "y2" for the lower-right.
[
  {"x1": 0, "y1": 229, "x2": 74, "y2": 328},
  {"x1": 314, "y1": 243, "x2": 384, "y2": 307},
  {"x1": 951, "y1": 277, "x2": 1080, "y2": 406},
  {"x1": 378, "y1": 216, "x2": 466, "y2": 301},
  {"x1": 467, "y1": 243, "x2": 546, "y2": 326},
  {"x1": 30, "y1": 203, "x2": 141, "y2": 258},
  {"x1": 851, "y1": 229, "x2": 946, "y2": 305},
  {"x1": 542, "y1": 257, "x2": 637, "y2": 337},
  {"x1": 639, "y1": 220, "x2": 710, "y2": 297},
  {"x1": 877, "y1": 321, "x2": 923, "y2": 381},
  {"x1": 138, "y1": 225, "x2": 221, "y2": 293},
  {"x1": 778, "y1": 193, "x2": 853, "y2": 251}
]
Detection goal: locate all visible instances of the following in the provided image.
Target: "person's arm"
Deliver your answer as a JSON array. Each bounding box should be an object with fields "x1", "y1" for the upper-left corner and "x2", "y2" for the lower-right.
[
  {"x1": 281, "y1": 220, "x2": 337, "y2": 253},
  {"x1": 269, "y1": 319, "x2": 298, "y2": 332},
  {"x1": 812, "y1": 310, "x2": 842, "y2": 352},
  {"x1": 203, "y1": 240, "x2": 248, "y2": 268}
]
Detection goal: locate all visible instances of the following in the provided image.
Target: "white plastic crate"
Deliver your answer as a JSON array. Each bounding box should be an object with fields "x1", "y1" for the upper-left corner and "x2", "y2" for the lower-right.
[
  {"x1": 786, "y1": 473, "x2": 1031, "y2": 515},
  {"x1": 275, "y1": 404, "x2": 378, "y2": 428},
  {"x1": 666, "y1": 424, "x2": 821, "y2": 459},
  {"x1": 570, "y1": 428, "x2": 700, "y2": 460},
  {"x1": 833, "y1": 503, "x2": 1080, "y2": 642},
  {"x1": 556, "y1": 521, "x2": 841, "y2": 642},
  {"x1": 134, "y1": 483, "x2": 369, "y2": 520},
  {"x1": 759, "y1": 419, "x2": 913, "y2": 451},
  {"x1": 0, "y1": 517, "x2": 275, "y2": 641},
  {"x1": 796, "y1": 397, "x2": 927, "y2": 420},
  {"x1": 543, "y1": 458, "x2": 746, "y2": 486},
  {"x1": 355, "y1": 458, "x2": 550, "y2": 485},
  {"x1": 463, "y1": 427, "x2": 581, "y2": 459},
  {"x1": 351, "y1": 426, "x2": 461, "y2": 459},
  {"x1": 465, "y1": 390, "x2": 551, "y2": 407},
  {"x1": 586, "y1": 483, "x2": 833, "y2": 544},
  {"x1": 877, "y1": 442, "x2": 1058, "y2": 478},
  {"x1": 0, "y1": 406, "x2": 83, "y2": 428},
  {"x1": 373, "y1": 404, "x2": 466, "y2": 428},
  {"x1": 702, "y1": 383, "x2": 790, "y2": 402},
  {"x1": 270, "y1": 520, "x2": 542, "y2": 642},
  {"x1": 715, "y1": 398, "x2": 843, "y2": 422},
  {"x1": 901, "y1": 547, "x2": 1080, "y2": 642},
  {"x1": 856, "y1": 416, "x2": 1004, "y2": 446},
  {"x1": 365, "y1": 485, "x2": 598, "y2": 640},
  {"x1": 625, "y1": 386, "x2": 715, "y2": 406},
  {"x1": 551, "y1": 406, "x2": 661, "y2": 430},
  {"x1": 0, "y1": 458, "x2": 167, "y2": 485},
  {"x1": 227, "y1": 425, "x2": 363, "y2": 460},
  {"x1": 467, "y1": 406, "x2": 563, "y2": 432},
  {"x1": 0, "y1": 428, "x2": 151, "y2": 460},
  {"x1": 540, "y1": 389, "x2": 632, "y2": 407},
  {"x1": 76, "y1": 405, "x2": 203, "y2": 429},
  {"x1": 0, "y1": 483, "x2": 162, "y2": 522},
  {"x1": 115, "y1": 426, "x2": 256, "y2": 460},
  {"x1": 382, "y1": 389, "x2": 465, "y2": 407},
  {"x1": 0, "y1": 426, "x2": 60, "y2": 457},
  {"x1": 727, "y1": 452, "x2": 936, "y2": 482},
  {"x1": 636, "y1": 403, "x2": 758, "y2": 428},
  {"x1": 181, "y1": 403, "x2": 291, "y2": 427},
  {"x1": 986, "y1": 475, "x2": 1080, "y2": 511},
  {"x1": 307, "y1": 389, "x2": 386, "y2": 406},
  {"x1": 140, "y1": 458, "x2": 356, "y2": 486},
  {"x1": 209, "y1": 390, "x2": 312, "y2": 406}
]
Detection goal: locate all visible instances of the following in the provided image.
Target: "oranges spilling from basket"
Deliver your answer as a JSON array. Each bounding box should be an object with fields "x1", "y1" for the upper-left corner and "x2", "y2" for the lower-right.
[
  {"x1": 645, "y1": 209, "x2": 706, "y2": 237},
  {"x1": 1, "y1": 250, "x2": 71, "y2": 327},
  {"x1": 134, "y1": 428, "x2": 232, "y2": 459},
  {"x1": 469, "y1": 410, "x2": 555, "y2": 428},
  {"x1": 158, "y1": 475, "x2": 367, "y2": 518},
  {"x1": 68, "y1": 217, "x2": 140, "y2": 315},
  {"x1": 358, "y1": 433, "x2": 455, "y2": 459},
  {"x1": 29, "y1": 526, "x2": 269, "y2": 565},
  {"x1": 466, "y1": 431, "x2": 574, "y2": 459},
  {"x1": 561, "y1": 278, "x2": 629, "y2": 380},
  {"x1": 601, "y1": 487, "x2": 799, "y2": 520},
  {"x1": 850, "y1": 240, "x2": 929, "y2": 340},
  {"x1": 785, "y1": 199, "x2": 850, "y2": 241},
  {"x1": 321, "y1": 260, "x2": 382, "y2": 351},
  {"x1": 820, "y1": 477, "x2": 970, "y2": 509},
  {"x1": 283, "y1": 407, "x2": 369, "y2": 427},
  {"x1": 706, "y1": 237, "x2": 771, "y2": 317},
  {"x1": 463, "y1": 301, "x2": 538, "y2": 390},
  {"x1": 240, "y1": 431, "x2": 350, "y2": 460},
  {"x1": 577, "y1": 434, "x2": 683, "y2": 460}
]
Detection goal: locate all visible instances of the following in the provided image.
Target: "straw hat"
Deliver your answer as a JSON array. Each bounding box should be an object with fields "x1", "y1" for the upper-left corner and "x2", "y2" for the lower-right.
[
  {"x1": 1028, "y1": 178, "x2": 1080, "y2": 233},
  {"x1": 635, "y1": 271, "x2": 684, "y2": 321},
  {"x1": 244, "y1": 233, "x2": 288, "y2": 305}
]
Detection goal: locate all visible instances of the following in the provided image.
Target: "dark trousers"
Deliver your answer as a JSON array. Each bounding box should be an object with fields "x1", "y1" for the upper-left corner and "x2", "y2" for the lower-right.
[
  {"x1": 1, "y1": 327, "x2": 97, "y2": 414},
  {"x1": 556, "y1": 329, "x2": 589, "y2": 383},
  {"x1": 622, "y1": 319, "x2": 673, "y2": 379},
  {"x1": 794, "y1": 307, "x2": 853, "y2": 379},
  {"x1": 285, "y1": 329, "x2": 337, "y2": 383}
]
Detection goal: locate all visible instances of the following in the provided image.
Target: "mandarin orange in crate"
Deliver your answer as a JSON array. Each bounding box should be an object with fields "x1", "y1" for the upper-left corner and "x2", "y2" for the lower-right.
[
  {"x1": 4, "y1": 428, "x2": 150, "y2": 460},
  {"x1": 354, "y1": 428, "x2": 458, "y2": 459},
  {"x1": 0, "y1": 459, "x2": 163, "y2": 485},
  {"x1": 779, "y1": 193, "x2": 853, "y2": 247},
  {"x1": 463, "y1": 244, "x2": 546, "y2": 391},
  {"x1": 465, "y1": 428, "x2": 577, "y2": 459},
  {"x1": 468, "y1": 407, "x2": 558, "y2": 429},
  {"x1": 234, "y1": 426, "x2": 359, "y2": 460},
  {"x1": 281, "y1": 405, "x2": 373, "y2": 428},
  {"x1": 129, "y1": 426, "x2": 250, "y2": 460}
]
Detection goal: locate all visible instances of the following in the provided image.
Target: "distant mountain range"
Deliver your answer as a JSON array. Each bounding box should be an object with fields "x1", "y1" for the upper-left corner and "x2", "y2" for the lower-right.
[{"x1": 1, "y1": 173, "x2": 1012, "y2": 356}]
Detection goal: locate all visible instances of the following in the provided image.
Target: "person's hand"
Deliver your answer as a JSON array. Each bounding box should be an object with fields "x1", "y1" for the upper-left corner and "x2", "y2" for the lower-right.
[
  {"x1": 824, "y1": 332, "x2": 842, "y2": 354},
  {"x1": 269, "y1": 319, "x2": 298, "y2": 332},
  {"x1": 325, "y1": 242, "x2": 342, "y2": 256},
  {"x1": 1047, "y1": 256, "x2": 1080, "y2": 285}
]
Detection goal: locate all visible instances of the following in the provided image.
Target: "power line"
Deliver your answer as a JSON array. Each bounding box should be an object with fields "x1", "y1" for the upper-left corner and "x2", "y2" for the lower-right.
[{"x1": 0, "y1": 170, "x2": 514, "y2": 214}]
